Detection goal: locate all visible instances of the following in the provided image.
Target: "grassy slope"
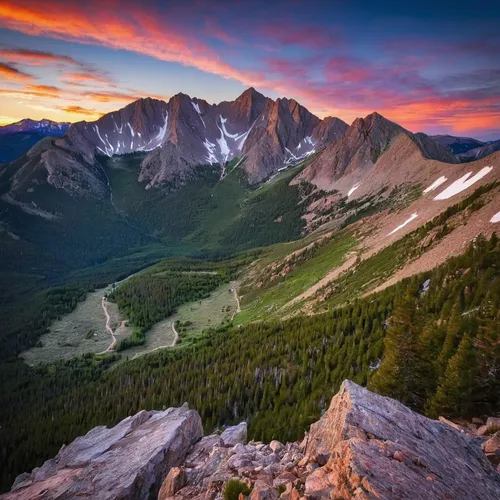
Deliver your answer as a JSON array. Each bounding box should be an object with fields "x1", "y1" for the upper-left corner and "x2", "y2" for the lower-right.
[{"x1": 236, "y1": 231, "x2": 357, "y2": 323}]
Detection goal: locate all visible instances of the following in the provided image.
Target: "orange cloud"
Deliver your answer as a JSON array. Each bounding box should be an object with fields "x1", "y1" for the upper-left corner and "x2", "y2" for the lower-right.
[
  {"x1": 85, "y1": 90, "x2": 142, "y2": 103},
  {"x1": 0, "y1": 47, "x2": 79, "y2": 66},
  {"x1": 0, "y1": 0, "x2": 261, "y2": 88},
  {"x1": 0, "y1": 1, "x2": 497, "y2": 137},
  {"x1": 57, "y1": 105, "x2": 103, "y2": 118},
  {"x1": 0, "y1": 61, "x2": 33, "y2": 82},
  {"x1": 61, "y1": 71, "x2": 112, "y2": 85}
]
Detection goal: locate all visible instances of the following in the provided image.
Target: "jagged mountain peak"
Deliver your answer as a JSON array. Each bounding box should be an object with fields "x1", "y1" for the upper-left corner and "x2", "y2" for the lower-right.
[
  {"x1": 225, "y1": 87, "x2": 268, "y2": 124},
  {"x1": 235, "y1": 86, "x2": 266, "y2": 102},
  {"x1": 351, "y1": 111, "x2": 402, "y2": 134},
  {"x1": 9, "y1": 87, "x2": 350, "y2": 196},
  {"x1": 169, "y1": 92, "x2": 193, "y2": 104}
]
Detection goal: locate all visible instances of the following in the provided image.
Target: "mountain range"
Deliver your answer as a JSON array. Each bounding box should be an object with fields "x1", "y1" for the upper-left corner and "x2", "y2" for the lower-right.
[
  {"x1": 1, "y1": 87, "x2": 500, "y2": 496},
  {"x1": 1, "y1": 87, "x2": 499, "y2": 296},
  {"x1": 3, "y1": 88, "x2": 349, "y2": 200},
  {"x1": 0, "y1": 119, "x2": 69, "y2": 164}
]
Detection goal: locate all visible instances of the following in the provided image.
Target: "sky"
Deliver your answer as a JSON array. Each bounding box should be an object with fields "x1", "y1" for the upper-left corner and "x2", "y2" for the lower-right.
[{"x1": 0, "y1": 0, "x2": 499, "y2": 140}]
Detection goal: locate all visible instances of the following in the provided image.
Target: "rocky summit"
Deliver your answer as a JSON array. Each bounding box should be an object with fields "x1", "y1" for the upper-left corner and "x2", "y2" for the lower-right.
[
  {"x1": 4, "y1": 381, "x2": 499, "y2": 500},
  {"x1": 6, "y1": 88, "x2": 350, "y2": 200}
]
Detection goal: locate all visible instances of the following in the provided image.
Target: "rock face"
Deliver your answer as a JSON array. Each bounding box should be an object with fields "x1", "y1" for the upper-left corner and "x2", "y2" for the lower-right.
[
  {"x1": 304, "y1": 380, "x2": 500, "y2": 499},
  {"x1": 297, "y1": 112, "x2": 459, "y2": 194},
  {"x1": 7, "y1": 88, "x2": 349, "y2": 199},
  {"x1": 3, "y1": 404, "x2": 203, "y2": 500},
  {"x1": 5, "y1": 382, "x2": 500, "y2": 500}
]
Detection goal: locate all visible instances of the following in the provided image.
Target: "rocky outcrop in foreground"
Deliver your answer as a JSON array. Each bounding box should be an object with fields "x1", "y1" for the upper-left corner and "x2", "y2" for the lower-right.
[
  {"x1": 3, "y1": 405, "x2": 203, "y2": 500},
  {"x1": 4, "y1": 381, "x2": 500, "y2": 499}
]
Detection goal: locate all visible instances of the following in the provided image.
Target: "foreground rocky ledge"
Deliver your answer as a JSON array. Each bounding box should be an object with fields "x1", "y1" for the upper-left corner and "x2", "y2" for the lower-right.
[{"x1": 3, "y1": 381, "x2": 500, "y2": 499}]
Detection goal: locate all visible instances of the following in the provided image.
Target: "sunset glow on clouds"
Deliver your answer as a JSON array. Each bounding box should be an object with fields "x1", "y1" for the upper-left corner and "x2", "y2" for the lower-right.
[{"x1": 0, "y1": 0, "x2": 498, "y2": 139}]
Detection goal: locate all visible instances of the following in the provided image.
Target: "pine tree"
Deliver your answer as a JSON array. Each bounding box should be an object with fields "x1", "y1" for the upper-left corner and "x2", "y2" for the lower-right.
[
  {"x1": 436, "y1": 303, "x2": 462, "y2": 377},
  {"x1": 427, "y1": 334, "x2": 477, "y2": 418},
  {"x1": 368, "y1": 290, "x2": 431, "y2": 408}
]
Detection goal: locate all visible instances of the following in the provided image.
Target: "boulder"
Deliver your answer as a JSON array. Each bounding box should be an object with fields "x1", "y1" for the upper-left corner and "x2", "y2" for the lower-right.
[
  {"x1": 221, "y1": 422, "x2": 248, "y2": 447},
  {"x1": 4, "y1": 405, "x2": 203, "y2": 500},
  {"x1": 249, "y1": 483, "x2": 279, "y2": 499},
  {"x1": 273, "y1": 471, "x2": 297, "y2": 488},
  {"x1": 483, "y1": 434, "x2": 500, "y2": 465},
  {"x1": 487, "y1": 417, "x2": 500, "y2": 430},
  {"x1": 304, "y1": 468, "x2": 332, "y2": 498},
  {"x1": 158, "y1": 467, "x2": 186, "y2": 499},
  {"x1": 305, "y1": 380, "x2": 500, "y2": 499},
  {"x1": 269, "y1": 440, "x2": 284, "y2": 453}
]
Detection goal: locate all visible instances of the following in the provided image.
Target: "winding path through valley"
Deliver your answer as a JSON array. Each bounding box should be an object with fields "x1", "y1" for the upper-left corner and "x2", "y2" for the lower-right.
[
  {"x1": 98, "y1": 297, "x2": 117, "y2": 354},
  {"x1": 231, "y1": 286, "x2": 241, "y2": 320},
  {"x1": 170, "y1": 321, "x2": 179, "y2": 346}
]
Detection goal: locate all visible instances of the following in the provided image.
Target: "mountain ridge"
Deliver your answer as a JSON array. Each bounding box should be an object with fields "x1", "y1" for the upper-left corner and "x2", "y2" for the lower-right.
[
  {"x1": 296, "y1": 111, "x2": 459, "y2": 195},
  {"x1": 7, "y1": 89, "x2": 350, "y2": 197}
]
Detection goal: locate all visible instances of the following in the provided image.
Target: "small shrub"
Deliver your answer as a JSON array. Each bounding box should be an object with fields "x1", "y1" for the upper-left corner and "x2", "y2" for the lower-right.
[{"x1": 223, "y1": 479, "x2": 251, "y2": 500}]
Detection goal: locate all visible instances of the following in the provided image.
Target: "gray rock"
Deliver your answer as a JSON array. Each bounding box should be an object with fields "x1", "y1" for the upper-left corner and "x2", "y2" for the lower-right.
[
  {"x1": 183, "y1": 434, "x2": 222, "y2": 467},
  {"x1": 269, "y1": 440, "x2": 284, "y2": 453},
  {"x1": 4, "y1": 405, "x2": 202, "y2": 500},
  {"x1": 249, "y1": 483, "x2": 279, "y2": 499},
  {"x1": 226, "y1": 454, "x2": 253, "y2": 470},
  {"x1": 220, "y1": 422, "x2": 247, "y2": 447},
  {"x1": 230, "y1": 443, "x2": 253, "y2": 456},
  {"x1": 263, "y1": 463, "x2": 281, "y2": 477}
]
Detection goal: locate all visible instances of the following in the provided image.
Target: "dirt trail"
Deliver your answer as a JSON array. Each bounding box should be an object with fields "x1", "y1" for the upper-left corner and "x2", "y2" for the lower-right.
[
  {"x1": 131, "y1": 321, "x2": 179, "y2": 360},
  {"x1": 171, "y1": 321, "x2": 179, "y2": 345},
  {"x1": 98, "y1": 297, "x2": 119, "y2": 354},
  {"x1": 231, "y1": 286, "x2": 241, "y2": 320}
]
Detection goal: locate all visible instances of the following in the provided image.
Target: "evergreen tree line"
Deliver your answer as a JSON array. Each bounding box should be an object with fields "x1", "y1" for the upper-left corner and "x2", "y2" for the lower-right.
[{"x1": 0, "y1": 235, "x2": 498, "y2": 492}]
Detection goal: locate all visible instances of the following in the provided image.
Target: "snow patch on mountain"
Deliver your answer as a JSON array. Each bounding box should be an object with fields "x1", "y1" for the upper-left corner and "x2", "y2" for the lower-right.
[
  {"x1": 389, "y1": 212, "x2": 418, "y2": 235},
  {"x1": 216, "y1": 123, "x2": 230, "y2": 162},
  {"x1": 284, "y1": 135, "x2": 317, "y2": 165},
  {"x1": 434, "y1": 167, "x2": 493, "y2": 200},
  {"x1": 204, "y1": 139, "x2": 217, "y2": 164},
  {"x1": 191, "y1": 101, "x2": 205, "y2": 128},
  {"x1": 348, "y1": 183, "x2": 361, "y2": 197},
  {"x1": 423, "y1": 176, "x2": 447, "y2": 194},
  {"x1": 491, "y1": 211, "x2": 500, "y2": 223}
]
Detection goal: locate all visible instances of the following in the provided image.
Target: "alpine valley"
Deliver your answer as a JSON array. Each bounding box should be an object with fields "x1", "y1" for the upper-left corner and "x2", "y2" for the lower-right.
[{"x1": 1, "y1": 88, "x2": 500, "y2": 498}]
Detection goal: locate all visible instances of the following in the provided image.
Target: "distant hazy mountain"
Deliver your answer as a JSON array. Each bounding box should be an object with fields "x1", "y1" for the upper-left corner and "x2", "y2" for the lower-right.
[
  {"x1": 0, "y1": 119, "x2": 69, "y2": 163},
  {"x1": 457, "y1": 139, "x2": 500, "y2": 162},
  {"x1": 431, "y1": 134, "x2": 484, "y2": 155}
]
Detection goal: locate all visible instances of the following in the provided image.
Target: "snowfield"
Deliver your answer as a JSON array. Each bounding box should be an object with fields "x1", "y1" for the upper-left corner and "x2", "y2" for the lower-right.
[
  {"x1": 491, "y1": 211, "x2": 500, "y2": 223},
  {"x1": 389, "y1": 212, "x2": 418, "y2": 235},
  {"x1": 348, "y1": 183, "x2": 361, "y2": 197},
  {"x1": 433, "y1": 167, "x2": 493, "y2": 201},
  {"x1": 423, "y1": 176, "x2": 447, "y2": 194}
]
